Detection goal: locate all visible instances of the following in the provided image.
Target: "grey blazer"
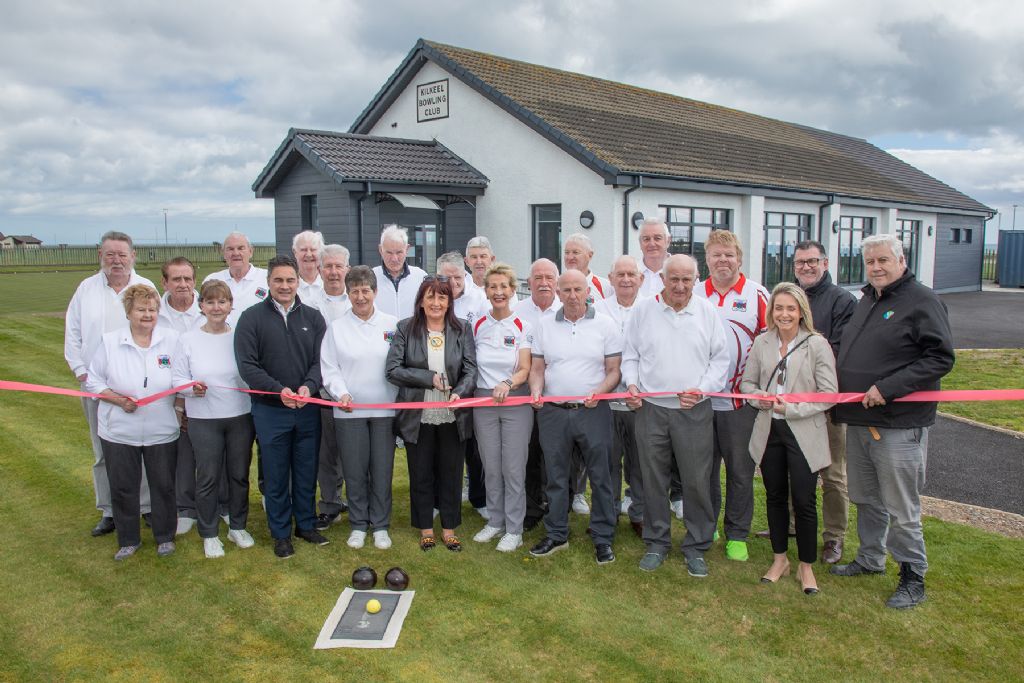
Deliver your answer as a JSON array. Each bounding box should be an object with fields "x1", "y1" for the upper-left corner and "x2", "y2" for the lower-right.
[{"x1": 739, "y1": 329, "x2": 838, "y2": 473}]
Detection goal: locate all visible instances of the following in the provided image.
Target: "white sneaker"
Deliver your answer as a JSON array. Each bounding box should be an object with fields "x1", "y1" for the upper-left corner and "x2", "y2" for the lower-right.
[
  {"x1": 227, "y1": 528, "x2": 255, "y2": 548},
  {"x1": 395, "y1": 436, "x2": 405, "y2": 449},
  {"x1": 261, "y1": 495, "x2": 266, "y2": 511},
  {"x1": 432, "y1": 507, "x2": 439, "y2": 520},
  {"x1": 203, "y1": 537, "x2": 225, "y2": 558},
  {"x1": 476, "y1": 506, "x2": 490, "y2": 521},
  {"x1": 373, "y1": 529, "x2": 392, "y2": 549},
  {"x1": 175, "y1": 516, "x2": 196, "y2": 536},
  {"x1": 473, "y1": 525, "x2": 504, "y2": 542},
  {"x1": 220, "y1": 514, "x2": 230, "y2": 525},
  {"x1": 620, "y1": 496, "x2": 632, "y2": 516},
  {"x1": 347, "y1": 530, "x2": 367, "y2": 549},
  {"x1": 496, "y1": 533, "x2": 523, "y2": 552},
  {"x1": 461, "y1": 485, "x2": 470, "y2": 503},
  {"x1": 670, "y1": 499, "x2": 684, "y2": 520},
  {"x1": 572, "y1": 494, "x2": 590, "y2": 515}
]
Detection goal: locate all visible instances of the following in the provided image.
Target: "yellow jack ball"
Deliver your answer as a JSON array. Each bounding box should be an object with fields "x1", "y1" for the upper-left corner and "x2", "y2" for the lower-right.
[{"x1": 366, "y1": 599, "x2": 381, "y2": 614}]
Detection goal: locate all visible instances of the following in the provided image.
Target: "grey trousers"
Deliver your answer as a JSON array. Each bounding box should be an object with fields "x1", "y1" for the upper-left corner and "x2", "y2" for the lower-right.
[
  {"x1": 636, "y1": 400, "x2": 715, "y2": 559},
  {"x1": 175, "y1": 424, "x2": 230, "y2": 519},
  {"x1": 822, "y1": 415, "x2": 849, "y2": 543},
  {"x1": 847, "y1": 425, "x2": 929, "y2": 575},
  {"x1": 188, "y1": 414, "x2": 255, "y2": 538},
  {"x1": 710, "y1": 406, "x2": 757, "y2": 540},
  {"x1": 537, "y1": 402, "x2": 617, "y2": 545},
  {"x1": 82, "y1": 395, "x2": 150, "y2": 516},
  {"x1": 318, "y1": 406, "x2": 346, "y2": 516},
  {"x1": 335, "y1": 417, "x2": 395, "y2": 531},
  {"x1": 101, "y1": 438, "x2": 176, "y2": 547},
  {"x1": 612, "y1": 409, "x2": 644, "y2": 523},
  {"x1": 473, "y1": 389, "x2": 533, "y2": 534}
]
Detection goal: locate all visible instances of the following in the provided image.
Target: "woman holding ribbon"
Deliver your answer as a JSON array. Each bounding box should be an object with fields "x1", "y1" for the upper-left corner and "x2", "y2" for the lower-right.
[
  {"x1": 386, "y1": 276, "x2": 477, "y2": 552},
  {"x1": 740, "y1": 282, "x2": 837, "y2": 595},
  {"x1": 86, "y1": 284, "x2": 180, "y2": 560}
]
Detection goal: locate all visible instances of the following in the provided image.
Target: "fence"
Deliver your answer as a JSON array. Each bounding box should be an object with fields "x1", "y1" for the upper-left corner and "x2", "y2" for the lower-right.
[
  {"x1": 0, "y1": 244, "x2": 277, "y2": 269},
  {"x1": 983, "y1": 249, "x2": 997, "y2": 281}
]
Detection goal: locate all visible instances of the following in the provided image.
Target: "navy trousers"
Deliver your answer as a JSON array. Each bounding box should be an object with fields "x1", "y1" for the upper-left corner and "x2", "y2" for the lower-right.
[{"x1": 251, "y1": 402, "x2": 321, "y2": 540}]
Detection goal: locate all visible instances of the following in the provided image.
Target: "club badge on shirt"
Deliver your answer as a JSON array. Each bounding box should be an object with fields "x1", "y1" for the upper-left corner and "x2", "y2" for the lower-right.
[
  {"x1": 503, "y1": 335, "x2": 516, "y2": 348},
  {"x1": 255, "y1": 287, "x2": 268, "y2": 300},
  {"x1": 883, "y1": 310, "x2": 895, "y2": 320},
  {"x1": 732, "y1": 299, "x2": 747, "y2": 312},
  {"x1": 384, "y1": 331, "x2": 395, "y2": 343},
  {"x1": 157, "y1": 355, "x2": 171, "y2": 368}
]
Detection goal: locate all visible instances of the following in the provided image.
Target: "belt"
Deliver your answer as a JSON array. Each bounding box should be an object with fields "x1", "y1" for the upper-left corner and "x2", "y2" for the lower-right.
[{"x1": 549, "y1": 401, "x2": 585, "y2": 410}]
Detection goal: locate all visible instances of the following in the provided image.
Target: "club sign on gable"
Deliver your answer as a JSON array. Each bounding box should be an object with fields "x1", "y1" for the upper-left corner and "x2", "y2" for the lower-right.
[{"x1": 417, "y1": 79, "x2": 449, "y2": 122}]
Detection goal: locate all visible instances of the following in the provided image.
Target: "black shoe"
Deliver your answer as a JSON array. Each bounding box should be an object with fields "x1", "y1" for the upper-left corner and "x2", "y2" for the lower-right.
[
  {"x1": 91, "y1": 516, "x2": 115, "y2": 537},
  {"x1": 595, "y1": 544, "x2": 615, "y2": 565},
  {"x1": 830, "y1": 559, "x2": 885, "y2": 577},
  {"x1": 142, "y1": 513, "x2": 152, "y2": 528},
  {"x1": 314, "y1": 512, "x2": 339, "y2": 531},
  {"x1": 523, "y1": 515, "x2": 542, "y2": 532},
  {"x1": 296, "y1": 528, "x2": 330, "y2": 546},
  {"x1": 339, "y1": 501, "x2": 349, "y2": 513},
  {"x1": 529, "y1": 537, "x2": 568, "y2": 557},
  {"x1": 274, "y1": 538, "x2": 295, "y2": 559},
  {"x1": 886, "y1": 563, "x2": 926, "y2": 609}
]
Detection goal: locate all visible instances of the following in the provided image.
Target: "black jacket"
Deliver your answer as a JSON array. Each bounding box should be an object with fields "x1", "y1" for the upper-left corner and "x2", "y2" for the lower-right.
[
  {"x1": 234, "y1": 295, "x2": 327, "y2": 406},
  {"x1": 802, "y1": 271, "x2": 857, "y2": 359},
  {"x1": 833, "y1": 271, "x2": 955, "y2": 428},
  {"x1": 385, "y1": 317, "x2": 477, "y2": 444}
]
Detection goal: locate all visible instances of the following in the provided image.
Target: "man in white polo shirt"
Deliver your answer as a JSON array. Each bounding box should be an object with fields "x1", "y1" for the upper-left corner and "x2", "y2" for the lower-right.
[
  {"x1": 465, "y1": 236, "x2": 520, "y2": 309},
  {"x1": 695, "y1": 229, "x2": 769, "y2": 563},
  {"x1": 203, "y1": 231, "x2": 269, "y2": 327},
  {"x1": 564, "y1": 232, "x2": 611, "y2": 304},
  {"x1": 373, "y1": 225, "x2": 427, "y2": 320},
  {"x1": 624, "y1": 254, "x2": 729, "y2": 576},
  {"x1": 528, "y1": 270, "x2": 622, "y2": 565},
  {"x1": 293, "y1": 230, "x2": 325, "y2": 303},
  {"x1": 637, "y1": 218, "x2": 670, "y2": 298}
]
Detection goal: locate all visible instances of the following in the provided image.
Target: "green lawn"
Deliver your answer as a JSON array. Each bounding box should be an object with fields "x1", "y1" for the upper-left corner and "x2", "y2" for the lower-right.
[
  {"x1": 0, "y1": 314, "x2": 1022, "y2": 681},
  {"x1": 942, "y1": 349, "x2": 1024, "y2": 432}
]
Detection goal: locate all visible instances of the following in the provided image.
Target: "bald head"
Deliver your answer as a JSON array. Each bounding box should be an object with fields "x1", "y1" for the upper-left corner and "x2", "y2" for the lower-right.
[
  {"x1": 557, "y1": 269, "x2": 589, "y2": 319},
  {"x1": 662, "y1": 254, "x2": 698, "y2": 311}
]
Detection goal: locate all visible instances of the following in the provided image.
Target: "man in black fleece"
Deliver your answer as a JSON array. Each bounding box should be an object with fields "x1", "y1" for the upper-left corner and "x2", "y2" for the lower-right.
[
  {"x1": 235, "y1": 255, "x2": 328, "y2": 558},
  {"x1": 830, "y1": 234, "x2": 955, "y2": 609}
]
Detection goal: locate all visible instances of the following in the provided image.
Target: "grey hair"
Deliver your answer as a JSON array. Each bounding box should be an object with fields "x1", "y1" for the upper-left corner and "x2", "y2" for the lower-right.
[
  {"x1": 662, "y1": 253, "x2": 698, "y2": 279},
  {"x1": 322, "y1": 244, "x2": 350, "y2": 266},
  {"x1": 379, "y1": 224, "x2": 409, "y2": 247},
  {"x1": 436, "y1": 251, "x2": 466, "y2": 272},
  {"x1": 861, "y1": 234, "x2": 904, "y2": 261},
  {"x1": 466, "y1": 235, "x2": 493, "y2": 252},
  {"x1": 100, "y1": 231, "x2": 134, "y2": 248},
  {"x1": 292, "y1": 230, "x2": 325, "y2": 255},
  {"x1": 639, "y1": 218, "x2": 670, "y2": 237},
  {"x1": 222, "y1": 231, "x2": 252, "y2": 249},
  {"x1": 530, "y1": 258, "x2": 560, "y2": 277},
  {"x1": 564, "y1": 231, "x2": 594, "y2": 252},
  {"x1": 609, "y1": 254, "x2": 641, "y2": 275}
]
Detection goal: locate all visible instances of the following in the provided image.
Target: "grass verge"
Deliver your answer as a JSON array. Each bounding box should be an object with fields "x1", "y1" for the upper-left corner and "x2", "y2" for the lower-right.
[{"x1": 942, "y1": 349, "x2": 1024, "y2": 432}]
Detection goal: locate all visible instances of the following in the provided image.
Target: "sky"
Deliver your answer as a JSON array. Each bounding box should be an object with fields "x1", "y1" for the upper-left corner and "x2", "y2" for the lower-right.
[{"x1": 1, "y1": 0, "x2": 1022, "y2": 246}]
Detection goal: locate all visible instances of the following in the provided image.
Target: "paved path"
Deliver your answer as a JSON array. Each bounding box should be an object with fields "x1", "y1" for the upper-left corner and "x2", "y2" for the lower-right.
[{"x1": 940, "y1": 289, "x2": 1024, "y2": 349}]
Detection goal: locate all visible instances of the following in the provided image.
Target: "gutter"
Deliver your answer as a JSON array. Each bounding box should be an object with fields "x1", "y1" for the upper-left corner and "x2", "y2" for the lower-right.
[
  {"x1": 622, "y1": 175, "x2": 642, "y2": 255},
  {"x1": 817, "y1": 193, "x2": 835, "y2": 242},
  {"x1": 357, "y1": 182, "x2": 373, "y2": 265}
]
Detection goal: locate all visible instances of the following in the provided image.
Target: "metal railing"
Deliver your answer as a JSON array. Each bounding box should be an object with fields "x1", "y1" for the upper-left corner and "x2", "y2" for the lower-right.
[
  {"x1": 0, "y1": 244, "x2": 277, "y2": 268},
  {"x1": 982, "y1": 249, "x2": 997, "y2": 281}
]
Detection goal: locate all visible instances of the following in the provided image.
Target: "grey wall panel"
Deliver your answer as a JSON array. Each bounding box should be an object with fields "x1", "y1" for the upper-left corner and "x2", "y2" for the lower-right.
[
  {"x1": 933, "y1": 214, "x2": 983, "y2": 292},
  {"x1": 272, "y1": 160, "x2": 354, "y2": 256},
  {"x1": 445, "y1": 201, "x2": 477, "y2": 257}
]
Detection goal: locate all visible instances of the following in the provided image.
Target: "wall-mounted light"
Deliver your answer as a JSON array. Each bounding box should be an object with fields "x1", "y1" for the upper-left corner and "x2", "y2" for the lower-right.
[
  {"x1": 831, "y1": 220, "x2": 840, "y2": 234},
  {"x1": 579, "y1": 210, "x2": 594, "y2": 229},
  {"x1": 927, "y1": 225, "x2": 934, "y2": 236},
  {"x1": 631, "y1": 211, "x2": 645, "y2": 230}
]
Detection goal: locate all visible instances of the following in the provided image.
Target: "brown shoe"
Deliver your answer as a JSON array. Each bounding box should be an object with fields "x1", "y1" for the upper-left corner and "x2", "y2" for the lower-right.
[
  {"x1": 630, "y1": 520, "x2": 643, "y2": 538},
  {"x1": 821, "y1": 539, "x2": 843, "y2": 564},
  {"x1": 755, "y1": 529, "x2": 771, "y2": 539}
]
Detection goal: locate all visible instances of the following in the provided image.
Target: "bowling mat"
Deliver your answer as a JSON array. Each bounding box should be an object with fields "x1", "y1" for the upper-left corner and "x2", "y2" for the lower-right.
[{"x1": 314, "y1": 588, "x2": 415, "y2": 649}]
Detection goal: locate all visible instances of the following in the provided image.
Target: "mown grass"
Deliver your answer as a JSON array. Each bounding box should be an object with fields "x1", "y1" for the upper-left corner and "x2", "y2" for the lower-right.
[
  {"x1": 1, "y1": 315, "x2": 1023, "y2": 681},
  {"x1": 942, "y1": 349, "x2": 1024, "y2": 432}
]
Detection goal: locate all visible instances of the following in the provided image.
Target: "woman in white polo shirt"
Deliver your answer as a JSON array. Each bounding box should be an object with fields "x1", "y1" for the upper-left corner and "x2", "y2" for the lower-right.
[
  {"x1": 173, "y1": 280, "x2": 256, "y2": 558},
  {"x1": 320, "y1": 265, "x2": 400, "y2": 551},
  {"x1": 470, "y1": 264, "x2": 534, "y2": 552},
  {"x1": 86, "y1": 284, "x2": 180, "y2": 561}
]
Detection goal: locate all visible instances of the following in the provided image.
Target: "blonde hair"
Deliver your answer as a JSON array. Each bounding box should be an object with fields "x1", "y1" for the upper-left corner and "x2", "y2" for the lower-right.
[
  {"x1": 767, "y1": 282, "x2": 816, "y2": 335},
  {"x1": 484, "y1": 262, "x2": 517, "y2": 289},
  {"x1": 122, "y1": 284, "x2": 160, "y2": 315},
  {"x1": 704, "y1": 229, "x2": 743, "y2": 261}
]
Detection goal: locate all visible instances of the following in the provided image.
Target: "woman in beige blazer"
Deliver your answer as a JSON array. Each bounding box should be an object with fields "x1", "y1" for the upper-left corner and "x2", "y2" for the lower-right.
[{"x1": 740, "y1": 282, "x2": 837, "y2": 595}]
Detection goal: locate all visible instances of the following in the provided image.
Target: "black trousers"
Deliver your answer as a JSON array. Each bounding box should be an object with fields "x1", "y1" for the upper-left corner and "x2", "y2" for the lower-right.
[
  {"x1": 761, "y1": 420, "x2": 819, "y2": 563},
  {"x1": 102, "y1": 438, "x2": 177, "y2": 547},
  {"x1": 407, "y1": 422, "x2": 464, "y2": 530},
  {"x1": 188, "y1": 414, "x2": 255, "y2": 538},
  {"x1": 464, "y1": 436, "x2": 486, "y2": 509},
  {"x1": 525, "y1": 420, "x2": 548, "y2": 518}
]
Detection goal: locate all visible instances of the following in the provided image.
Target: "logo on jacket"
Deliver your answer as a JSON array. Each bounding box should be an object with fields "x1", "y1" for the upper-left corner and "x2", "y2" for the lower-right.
[
  {"x1": 883, "y1": 310, "x2": 895, "y2": 320},
  {"x1": 157, "y1": 355, "x2": 171, "y2": 368},
  {"x1": 503, "y1": 335, "x2": 516, "y2": 348},
  {"x1": 384, "y1": 331, "x2": 395, "y2": 344},
  {"x1": 255, "y1": 287, "x2": 268, "y2": 299},
  {"x1": 732, "y1": 299, "x2": 747, "y2": 312}
]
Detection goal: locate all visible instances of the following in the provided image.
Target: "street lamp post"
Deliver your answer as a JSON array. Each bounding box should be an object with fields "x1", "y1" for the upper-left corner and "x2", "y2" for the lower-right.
[{"x1": 163, "y1": 209, "x2": 169, "y2": 244}]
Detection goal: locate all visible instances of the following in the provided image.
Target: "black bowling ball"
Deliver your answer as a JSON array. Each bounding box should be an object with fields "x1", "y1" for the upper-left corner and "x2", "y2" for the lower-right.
[
  {"x1": 384, "y1": 566, "x2": 410, "y2": 591},
  {"x1": 352, "y1": 566, "x2": 377, "y2": 590}
]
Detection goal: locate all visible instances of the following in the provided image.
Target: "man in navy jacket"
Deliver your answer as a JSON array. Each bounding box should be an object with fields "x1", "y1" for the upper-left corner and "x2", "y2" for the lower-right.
[{"x1": 235, "y1": 255, "x2": 328, "y2": 558}]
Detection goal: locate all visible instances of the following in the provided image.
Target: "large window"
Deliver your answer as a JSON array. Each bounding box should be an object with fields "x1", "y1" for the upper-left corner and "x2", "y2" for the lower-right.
[
  {"x1": 532, "y1": 204, "x2": 561, "y2": 264},
  {"x1": 300, "y1": 194, "x2": 319, "y2": 231},
  {"x1": 663, "y1": 206, "x2": 731, "y2": 280},
  {"x1": 763, "y1": 212, "x2": 812, "y2": 289},
  {"x1": 377, "y1": 199, "x2": 443, "y2": 273},
  {"x1": 837, "y1": 216, "x2": 874, "y2": 285},
  {"x1": 896, "y1": 219, "x2": 920, "y2": 273}
]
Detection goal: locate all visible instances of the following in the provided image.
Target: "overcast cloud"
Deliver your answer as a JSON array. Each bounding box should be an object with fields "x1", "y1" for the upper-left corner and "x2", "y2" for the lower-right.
[{"x1": 1, "y1": 0, "x2": 1022, "y2": 245}]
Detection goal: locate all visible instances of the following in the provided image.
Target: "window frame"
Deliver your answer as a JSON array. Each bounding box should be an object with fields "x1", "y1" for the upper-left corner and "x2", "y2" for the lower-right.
[
  {"x1": 531, "y1": 204, "x2": 562, "y2": 264},
  {"x1": 762, "y1": 211, "x2": 813, "y2": 289},
  {"x1": 837, "y1": 216, "x2": 874, "y2": 286},
  {"x1": 661, "y1": 205, "x2": 731, "y2": 280}
]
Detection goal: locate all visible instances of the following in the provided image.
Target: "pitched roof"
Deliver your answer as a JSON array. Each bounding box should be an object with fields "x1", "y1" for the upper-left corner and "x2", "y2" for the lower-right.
[
  {"x1": 3, "y1": 235, "x2": 42, "y2": 244},
  {"x1": 351, "y1": 39, "x2": 990, "y2": 215},
  {"x1": 253, "y1": 129, "x2": 488, "y2": 197}
]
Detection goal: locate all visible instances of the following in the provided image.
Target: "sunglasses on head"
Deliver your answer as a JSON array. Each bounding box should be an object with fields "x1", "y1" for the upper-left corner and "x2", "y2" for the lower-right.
[{"x1": 423, "y1": 275, "x2": 451, "y2": 283}]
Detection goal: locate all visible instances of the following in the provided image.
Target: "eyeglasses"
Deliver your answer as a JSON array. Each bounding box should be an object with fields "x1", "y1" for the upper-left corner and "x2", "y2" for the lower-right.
[
  {"x1": 794, "y1": 258, "x2": 822, "y2": 268},
  {"x1": 777, "y1": 359, "x2": 788, "y2": 386},
  {"x1": 423, "y1": 275, "x2": 450, "y2": 283}
]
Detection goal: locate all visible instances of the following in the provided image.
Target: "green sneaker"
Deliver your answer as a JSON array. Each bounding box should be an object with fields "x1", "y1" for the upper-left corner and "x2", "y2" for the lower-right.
[{"x1": 725, "y1": 540, "x2": 748, "y2": 562}]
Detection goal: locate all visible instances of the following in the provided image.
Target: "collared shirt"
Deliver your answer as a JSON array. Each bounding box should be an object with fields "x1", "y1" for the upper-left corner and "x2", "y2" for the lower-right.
[
  {"x1": 203, "y1": 265, "x2": 269, "y2": 328},
  {"x1": 173, "y1": 327, "x2": 251, "y2": 419},
  {"x1": 272, "y1": 296, "x2": 297, "y2": 323},
  {"x1": 515, "y1": 297, "x2": 562, "y2": 333},
  {"x1": 298, "y1": 273, "x2": 324, "y2": 304},
  {"x1": 454, "y1": 286, "x2": 489, "y2": 327},
  {"x1": 532, "y1": 305, "x2": 622, "y2": 399},
  {"x1": 583, "y1": 271, "x2": 612, "y2": 304},
  {"x1": 320, "y1": 307, "x2": 400, "y2": 419},
  {"x1": 158, "y1": 290, "x2": 204, "y2": 333},
  {"x1": 622, "y1": 294, "x2": 730, "y2": 409},
  {"x1": 308, "y1": 289, "x2": 352, "y2": 324},
  {"x1": 696, "y1": 273, "x2": 769, "y2": 410},
  {"x1": 372, "y1": 264, "x2": 427, "y2": 321},
  {"x1": 64, "y1": 269, "x2": 156, "y2": 378},
  {"x1": 473, "y1": 313, "x2": 533, "y2": 389},
  {"x1": 594, "y1": 295, "x2": 646, "y2": 410},
  {"x1": 638, "y1": 262, "x2": 665, "y2": 298}
]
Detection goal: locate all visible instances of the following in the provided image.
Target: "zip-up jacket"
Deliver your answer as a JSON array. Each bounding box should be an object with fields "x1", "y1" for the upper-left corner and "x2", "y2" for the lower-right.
[
  {"x1": 234, "y1": 295, "x2": 327, "y2": 406},
  {"x1": 833, "y1": 271, "x2": 955, "y2": 428},
  {"x1": 801, "y1": 270, "x2": 857, "y2": 359}
]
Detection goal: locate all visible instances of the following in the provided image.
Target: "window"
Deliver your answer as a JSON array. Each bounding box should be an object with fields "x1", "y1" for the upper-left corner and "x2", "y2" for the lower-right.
[
  {"x1": 301, "y1": 195, "x2": 319, "y2": 231},
  {"x1": 662, "y1": 206, "x2": 731, "y2": 280},
  {"x1": 963, "y1": 228, "x2": 973, "y2": 244},
  {"x1": 896, "y1": 219, "x2": 921, "y2": 273},
  {"x1": 837, "y1": 216, "x2": 874, "y2": 285},
  {"x1": 532, "y1": 204, "x2": 561, "y2": 264},
  {"x1": 950, "y1": 228, "x2": 961, "y2": 244},
  {"x1": 762, "y1": 212, "x2": 813, "y2": 289}
]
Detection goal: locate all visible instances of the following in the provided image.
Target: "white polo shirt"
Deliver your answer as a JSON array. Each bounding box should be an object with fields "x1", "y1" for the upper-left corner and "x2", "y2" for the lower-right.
[
  {"x1": 85, "y1": 326, "x2": 180, "y2": 446},
  {"x1": 173, "y1": 328, "x2": 252, "y2": 419},
  {"x1": 473, "y1": 313, "x2": 533, "y2": 390},
  {"x1": 583, "y1": 271, "x2": 612, "y2": 304},
  {"x1": 515, "y1": 297, "x2": 561, "y2": 333},
  {"x1": 532, "y1": 306, "x2": 622, "y2": 400},
  {"x1": 696, "y1": 274, "x2": 769, "y2": 411},
  {"x1": 308, "y1": 289, "x2": 352, "y2": 324},
  {"x1": 638, "y1": 262, "x2": 665, "y2": 298},
  {"x1": 298, "y1": 274, "x2": 324, "y2": 304},
  {"x1": 203, "y1": 265, "x2": 269, "y2": 328},
  {"x1": 320, "y1": 308, "x2": 400, "y2": 419},
  {"x1": 158, "y1": 291, "x2": 204, "y2": 333},
  {"x1": 373, "y1": 264, "x2": 427, "y2": 321},
  {"x1": 594, "y1": 295, "x2": 646, "y2": 411},
  {"x1": 453, "y1": 285, "x2": 489, "y2": 326},
  {"x1": 622, "y1": 294, "x2": 730, "y2": 409}
]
